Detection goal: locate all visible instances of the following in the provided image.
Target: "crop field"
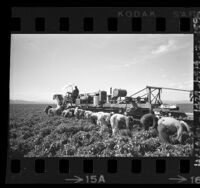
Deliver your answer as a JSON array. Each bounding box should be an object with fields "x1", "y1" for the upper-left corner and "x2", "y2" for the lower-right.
[
  {"x1": 176, "y1": 103, "x2": 193, "y2": 113},
  {"x1": 9, "y1": 104, "x2": 194, "y2": 157}
]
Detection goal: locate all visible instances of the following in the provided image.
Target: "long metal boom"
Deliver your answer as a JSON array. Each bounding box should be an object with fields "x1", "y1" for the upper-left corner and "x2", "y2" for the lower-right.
[
  {"x1": 130, "y1": 87, "x2": 146, "y2": 97},
  {"x1": 146, "y1": 86, "x2": 192, "y2": 92}
]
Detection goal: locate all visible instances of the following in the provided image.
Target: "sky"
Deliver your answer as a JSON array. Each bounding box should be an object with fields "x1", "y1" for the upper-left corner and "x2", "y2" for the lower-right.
[{"x1": 10, "y1": 34, "x2": 193, "y2": 103}]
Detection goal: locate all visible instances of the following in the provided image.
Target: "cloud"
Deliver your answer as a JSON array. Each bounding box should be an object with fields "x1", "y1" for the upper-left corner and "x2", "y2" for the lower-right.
[
  {"x1": 151, "y1": 40, "x2": 175, "y2": 55},
  {"x1": 161, "y1": 73, "x2": 168, "y2": 78},
  {"x1": 107, "y1": 39, "x2": 177, "y2": 70},
  {"x1": 106, "y1": 58, "x2": 140, "y2": 70},
  {"x1": 105, "y1": 37, "x2": 190, "y2": 71}
]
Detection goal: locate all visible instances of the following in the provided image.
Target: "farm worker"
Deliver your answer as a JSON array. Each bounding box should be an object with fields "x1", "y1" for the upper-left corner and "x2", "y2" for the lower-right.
[
  {"x1": 125, "y1": 100, "x2": 138, "y2": 116},
  {"x1": 136, "y1": 96, "x2": 141, "y2": 103},
  {"x1": 72, "y1": 86, "x2": 79, "y2": 103}
]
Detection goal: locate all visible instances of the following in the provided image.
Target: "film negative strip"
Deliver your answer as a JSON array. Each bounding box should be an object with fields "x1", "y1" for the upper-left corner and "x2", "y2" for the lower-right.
[
  {"x1": 6, "y1": 7, "x2": 200, "y2": 184},
  {"x1": 193, "y1": 13, "x2": 200, "y2": 168}
]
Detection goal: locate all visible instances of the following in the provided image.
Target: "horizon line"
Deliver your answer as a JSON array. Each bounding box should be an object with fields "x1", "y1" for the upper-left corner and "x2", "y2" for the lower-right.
[{"x1": 10, "y1": 99, "x2": 192, "y2": 103}]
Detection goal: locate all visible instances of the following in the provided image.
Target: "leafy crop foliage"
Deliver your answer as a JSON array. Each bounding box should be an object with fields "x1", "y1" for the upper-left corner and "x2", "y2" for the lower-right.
[{"x1": 9, "y1": 104, "x2": 193, "y2": 157}]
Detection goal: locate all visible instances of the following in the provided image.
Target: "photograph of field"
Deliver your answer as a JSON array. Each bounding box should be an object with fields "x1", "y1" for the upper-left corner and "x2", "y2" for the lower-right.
[{"x1": 9, "y1": 34, "x2": 194, "y2": 157}]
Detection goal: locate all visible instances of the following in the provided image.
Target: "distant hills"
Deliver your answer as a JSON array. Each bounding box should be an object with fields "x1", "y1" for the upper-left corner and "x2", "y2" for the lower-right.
[{"x1": 10, "y1": 100, "x2": 52, "y2": 104}]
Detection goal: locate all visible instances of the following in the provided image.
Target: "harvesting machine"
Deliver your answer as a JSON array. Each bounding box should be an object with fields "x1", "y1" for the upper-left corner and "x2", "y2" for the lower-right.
[{"x1": 59, "y1": 85, "x2": 193, "y2": 123}]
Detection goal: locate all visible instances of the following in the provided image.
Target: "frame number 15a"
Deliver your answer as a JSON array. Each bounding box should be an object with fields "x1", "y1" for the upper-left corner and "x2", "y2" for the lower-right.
[{"x1": 86, "y1": 175, "x2": 106, "y2": 183}]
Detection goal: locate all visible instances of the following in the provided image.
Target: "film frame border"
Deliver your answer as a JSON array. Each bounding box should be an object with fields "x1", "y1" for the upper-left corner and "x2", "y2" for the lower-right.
[{"x1": 6, "y1": 7, "x2": 200, "y2": 184}]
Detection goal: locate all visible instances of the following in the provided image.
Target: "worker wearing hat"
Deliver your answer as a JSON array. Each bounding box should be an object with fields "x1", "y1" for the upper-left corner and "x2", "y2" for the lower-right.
[{"x1": 71, "y1": 86, "x2": 79, "y2": 103}]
